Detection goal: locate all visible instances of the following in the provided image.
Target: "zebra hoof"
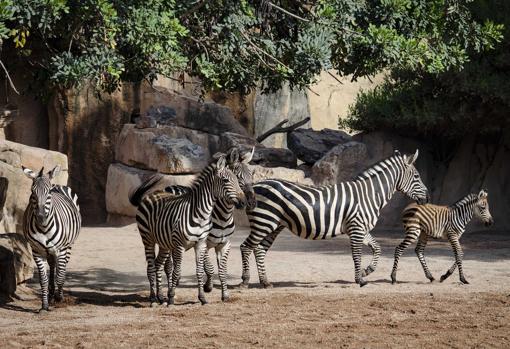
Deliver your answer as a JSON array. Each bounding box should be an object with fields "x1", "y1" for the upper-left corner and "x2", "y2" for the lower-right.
[
  {"x1": 38, "y1": 306, "x2": 50, "y2": 313},
  {"x1": 359, "y1": 279, "x2": 368, "y2": 287},
  {"x1": 428, "y1": 276, "x2": 435, "y2": 283},
  {"x1": 150, "y1": 302, "x2": 159, "y2": 308},
  {"x1": 262, "y1": 282, "x2": 273, "y2": 289},
  {"x1": 204, "y1": 283, "x2": 213, "y2": 293},
  {"x1": 222, "y1": 293, "x2": 230, "y2": 302},
  {"x1": 239, "y1": 282, "x2": 249, "y2": 289},
  {"x1": 440, "y1": 273, "x2": 449, "y2": 283},
  {"x1": 362, "y1": 267, "x2": 374, "y2": 277},
  {"x1": 199, "y1": 298, "x2": 208, "y2": 305},
  {"x1": 161, "y1": 301, "x2": 168, "y2": 307},
  {"x1": 460, "y1": 278, "x2": 470, "y2": 285},
  {"x1": 391, "y1": 278, "x2": 397, "y2": 285}
]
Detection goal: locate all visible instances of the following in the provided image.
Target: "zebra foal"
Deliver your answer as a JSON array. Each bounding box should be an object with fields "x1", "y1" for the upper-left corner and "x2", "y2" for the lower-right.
[
  {"x1": 391, "y1": 189, "x2": 493, "y2": 284},
  {"x1": 241, "y1": 149, "x2": 429, "y2": 288},
  {"x1": 164, "y1": 147, "x2": 255, "y2": 301},
  {"x1": 22, "y1": 166, "x2": 81, "y2": 312},
  {"x1": 129, "y1": 153, "x2": 246, "y2": 306}
]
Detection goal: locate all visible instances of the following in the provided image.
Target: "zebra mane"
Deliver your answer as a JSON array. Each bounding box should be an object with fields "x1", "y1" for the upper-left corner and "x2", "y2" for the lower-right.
[
  {"x1": 189, "y1": 162, "x2": 216, "y2": 190},
  {"x1": 355, "y1": 153, "x2": 403, "y2": 180},
  {"x1": 451, "y1": 193, "x2": 478, "y2": 209}
]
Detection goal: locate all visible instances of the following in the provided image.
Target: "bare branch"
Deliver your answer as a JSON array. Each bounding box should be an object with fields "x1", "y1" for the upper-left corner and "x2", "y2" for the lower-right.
[
  {"x1": 0, "y1": 60, "x2": 20, "y2": 95},
  {"x1": 267, "y1": 2, "x2": 310, "y2": 22},
  {"x1": 257, "y1": 116, "x2": 310, "y2": 143},
  {"x1": 327, "y1": 70, "x2": 343, "y2": 85}
]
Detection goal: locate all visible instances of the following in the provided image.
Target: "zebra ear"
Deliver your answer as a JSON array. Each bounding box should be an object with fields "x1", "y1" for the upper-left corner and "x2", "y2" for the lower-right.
[
  {"x1": 216, "y1": 155, "x2": 227, "y2": 171},
  {"x1": 22, "y1": 166, "x2": 37, "y2": 179},
  {"x1": 227, "y1": 147, "x2": 240, "y2": 164},
  {"x1": 406, "y1": 149, "x2": 419, "y2": 165},
  {"x1": 478, "y1": 189, "x2": 488, "y2": 199},
  {"x1": 48, "y1": 165, "x2": 61, "y2": 180},
  {"x1": 241, "y1": 147, "x2": 255, "y2": 164}
]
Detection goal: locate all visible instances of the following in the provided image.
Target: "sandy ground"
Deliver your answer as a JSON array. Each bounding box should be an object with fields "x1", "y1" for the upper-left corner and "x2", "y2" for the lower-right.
[{"x1": 1, "y1": 224, "x2": 509, "y2": 348}]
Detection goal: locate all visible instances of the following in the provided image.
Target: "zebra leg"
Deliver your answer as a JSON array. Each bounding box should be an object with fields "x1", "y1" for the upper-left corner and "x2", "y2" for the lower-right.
[
  {"x1": 254, "y1": 228, "x2": 283, "y2": 288},
  {"x1": 240, "y1": 230, "x2": 271, "y2": 288},
  {"x1": 168, "y1": 246, "x2": 184, "y2": 306},
  {"x1": 194, "y1": 240, "x2": 208, "y2": 305},
  {"x1": 444, "y1": 234, "x2": 468, "y2": 284},
  {"x1": 216, "y1": 241, "x2": 231, "y2": 301},
  {"x1": 48, "y1": 254, "x2": 56, "y2": 302},
  {"x1": 143, "y1": 244, "x2": 159, "y2": 307},
  {"x1": 361, "y1": 232, "x2": 381, "y2": 277},
  {"x1": 203, "y1": 248, "x2": 215, "y2": 293},
  {"x1": 348, "y1": 229, "x2": 367, "y2": 287},
  {"x1": 154, "y1": 248, "x2": 170, "y2": 305},
  {"x1": 415, "y1": 233, "x2": 435, "y2": 282},
  {"x1": 440, "y1": 263, "x2": 457, "y2": 283},
  {"x1": 391, "y1": 227, "x2": 420, "y2": 284},
  {"x1": 33, "y1": 254, "x2": 50, "y2": 312},
  {"x1": 54, "y1": 249, "x2": 70, "y2": 302},
  {"x1": 164, "y1": 253, "x2": 173, "y2": 302}
]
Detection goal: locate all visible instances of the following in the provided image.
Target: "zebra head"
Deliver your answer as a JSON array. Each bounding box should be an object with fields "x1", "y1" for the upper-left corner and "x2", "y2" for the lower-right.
[
  {"x1": 395, "y1": 149, "x2": 429, "y2": 205},
  {"x1": 226, "y1": 147, "x2": 256, "y2": 210},
  {"x1": 213, "y1": 153, "x2": 246, "y2": 208},
  {"x1": 22, "y1": 165, "x2": 61, "y2": 225},
  {"x1": 474, "y1": 189, "x2": 494, "y2": 227}
]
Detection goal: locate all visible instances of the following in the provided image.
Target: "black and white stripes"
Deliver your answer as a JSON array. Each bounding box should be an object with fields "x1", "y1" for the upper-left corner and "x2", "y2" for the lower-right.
[
  {"x1": 240, "y1": 150, "x2": 429, "y2": 287},
  {"x1": 22, "y1": 165, "x2": 81, "y2": 312},
  {"x1": 391, "y1": 189, "x2": 493, "y2": 284},
  {"x1": 129, "y1": 153, "x2": 246, "y2": 306}
]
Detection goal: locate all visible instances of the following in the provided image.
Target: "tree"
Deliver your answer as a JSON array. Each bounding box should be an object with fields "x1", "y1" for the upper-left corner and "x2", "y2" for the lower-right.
[
  {"x1": 0, "y1": 0, "x2": 504, "y2": 95},
  {"x1": 343, "y1": 0, "x2": 509, "y2": 140}
]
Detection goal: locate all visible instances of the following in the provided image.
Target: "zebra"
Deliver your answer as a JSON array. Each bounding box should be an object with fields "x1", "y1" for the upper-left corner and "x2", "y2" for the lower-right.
[
  {"x1": 391, "y1": 189, "x2": 493, "y2": 285},
  {"x1": 163, "y1": 147, "x2": 255, "y2": 301},
  {"x1": 129, "y1": 153, "x2": 246, "y2": 306},
  {"x1": 22, "y1": 165, "x2": 81, "y2": 312},
  {"x1": 240, "y1": 149, "x2": 429, "y2": 288}
]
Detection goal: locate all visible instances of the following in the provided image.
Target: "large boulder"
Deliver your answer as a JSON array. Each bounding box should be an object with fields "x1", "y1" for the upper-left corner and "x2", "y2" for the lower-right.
[
  {"x1": 141, "y1": 94, "x2": 248, "y2": 136},
  {"x1": 0, "y1": 140, "x2": 68, "y2": 295},
  {"x1": 311, "y1": 141, "x2": 368, "y2": 185},
  {"x1": 116, "y1": 124, "x2": 219, "y2": 174},
  {"x1": 105, "y1": 163, "x2": 196, "y2": 224},
  {"x1": 287, "y1": 128, "x2": 352, "y2": 164}
]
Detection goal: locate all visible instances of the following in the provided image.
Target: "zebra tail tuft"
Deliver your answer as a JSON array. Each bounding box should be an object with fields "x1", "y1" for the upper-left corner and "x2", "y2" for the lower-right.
[{"x1": 129, "y1": 174, "x2": 164, "y2": 207}]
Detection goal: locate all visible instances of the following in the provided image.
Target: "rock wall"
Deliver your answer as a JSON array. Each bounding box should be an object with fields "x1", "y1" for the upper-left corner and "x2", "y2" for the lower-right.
[{"x1": 0, "y1": 140, "x2": 68, "y2": 295}]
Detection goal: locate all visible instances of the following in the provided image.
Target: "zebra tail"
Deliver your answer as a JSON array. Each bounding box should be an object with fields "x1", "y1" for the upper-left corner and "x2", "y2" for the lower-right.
[{"x1": 129, "y1": 174, "x2": 164, "y2": 207}]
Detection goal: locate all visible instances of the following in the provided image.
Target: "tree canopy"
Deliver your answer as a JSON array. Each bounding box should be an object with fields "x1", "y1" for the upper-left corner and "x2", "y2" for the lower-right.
[
  {"x1": 343, "y1": 0, "x2": 509, "y2": 140},
  {"x1": 0, "y1": 0, "x2": 504, "y2": 95}
]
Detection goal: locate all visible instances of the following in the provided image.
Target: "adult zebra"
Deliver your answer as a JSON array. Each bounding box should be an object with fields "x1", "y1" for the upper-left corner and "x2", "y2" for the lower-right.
[
  {"x1": 22, "y1": 165, "x2": 81, "y2": 312},
  {"x1": 164, "y1": 147, "x2": 255, "y2": 301},
  {"x1": 129, "y1": 153, "x2": 246, "y2": 306},
  {"x1": 240, "y1": 149, "x2": 429, "y2": 288},
  {"x1": 391, "y1": 189, "x2": 493, "y2": 284}
]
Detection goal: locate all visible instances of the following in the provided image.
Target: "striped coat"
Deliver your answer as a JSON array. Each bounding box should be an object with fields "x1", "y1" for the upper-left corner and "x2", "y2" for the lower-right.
[
  {"x1": 240, "y1": 150, "x2": 429, "y2": 287},
  {"x1": 391, "y1": 189, "x2": 493, "y2": 284},
  {"x1": 23, "y1": 166, "x2": 81, "y2": 311}
]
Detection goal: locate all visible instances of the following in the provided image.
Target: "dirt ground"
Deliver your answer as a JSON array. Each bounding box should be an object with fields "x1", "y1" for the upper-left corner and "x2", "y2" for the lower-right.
[{"x1": 1, "y1": 224, "x2": 509, "y2": 348}]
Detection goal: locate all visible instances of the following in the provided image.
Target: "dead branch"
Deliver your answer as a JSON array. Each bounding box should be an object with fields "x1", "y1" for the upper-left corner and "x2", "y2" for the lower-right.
[{"x1": 257, "y1": 116, "x2": 310, "y2": 143}]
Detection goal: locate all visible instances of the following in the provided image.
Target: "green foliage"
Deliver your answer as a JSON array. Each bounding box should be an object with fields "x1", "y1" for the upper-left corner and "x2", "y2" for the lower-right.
[
  {"x1": 0, "y1": 0, "x2": 505, "y2": 95},
  {"x1": 343, "y1": 0, "x2": 509, "y2": 139}
]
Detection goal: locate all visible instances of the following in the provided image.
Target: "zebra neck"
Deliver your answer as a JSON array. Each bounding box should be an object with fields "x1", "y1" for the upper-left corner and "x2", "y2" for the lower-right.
[
  {"x1": 451, "y1": 196, "x2": 476, "y2": 229},
  {"x1": 189, "y1": 166, "x2": 218, "y2": 221},
  {"x1": 354, "y1": 169, "x2": 397, "y2": 210}
]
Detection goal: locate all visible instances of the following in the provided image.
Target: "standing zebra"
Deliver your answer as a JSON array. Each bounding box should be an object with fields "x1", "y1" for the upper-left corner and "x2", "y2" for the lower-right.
[
  {"x1": 240, "y1": 149, "x2": 429, "y2": 288},
  {"x1": 164, "y1": 147, "x2": 255, "y2": 301},
  {"x1": 129, "y1": 153, "x2": 246, "y2": 306},
  {"x1": 22, "y1": 166, "x2": 81, "y2": 312},
  {"x1": 391, "y1": 189, "x2": 493, "y2": 285}
]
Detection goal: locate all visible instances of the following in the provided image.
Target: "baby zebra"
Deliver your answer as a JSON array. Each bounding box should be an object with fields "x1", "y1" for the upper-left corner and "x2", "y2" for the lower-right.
[
  {"x1": 22, "y1": 166, "x2": 81, "y2": 312},
  {"x1": 129, "y1": 153, "x2": 246, "y2": 306},
  {"x1": 164, "y1": 147, "x2": 256, "y2": 301},
  {"x1": 391, "y1": 189, "x2": 493, "y2": 284}
]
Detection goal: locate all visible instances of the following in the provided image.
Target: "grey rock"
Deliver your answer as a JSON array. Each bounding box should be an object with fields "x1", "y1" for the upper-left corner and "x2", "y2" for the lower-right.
[
  {"x1": 288, "y1": 128, "x2": 352, "y2": 164},
  {"x1": 311, "y1": 141, "x2": 368, "y2": 185}
]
